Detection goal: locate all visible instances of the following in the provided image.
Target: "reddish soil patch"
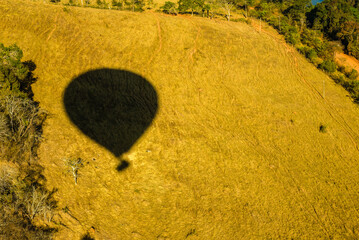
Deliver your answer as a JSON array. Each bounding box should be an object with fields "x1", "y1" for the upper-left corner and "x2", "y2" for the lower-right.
[{"x1": 335, "y1": 52, "x2": 359, "y2": 72}]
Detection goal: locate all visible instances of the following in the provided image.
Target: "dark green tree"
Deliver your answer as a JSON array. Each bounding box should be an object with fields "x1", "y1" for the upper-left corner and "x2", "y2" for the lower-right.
[
  {"x1": 283, "y1": 0, "x2": 311, "y2": 30},
  {"x1": 0, "y1": 44, "x2": 36, "y2": 98},
  {"x1": 178, "y1": 0, "x2": 204, "y2": 15},
  {"x1": 161, "y1": 1, "x2": 178, "y2": 14}
]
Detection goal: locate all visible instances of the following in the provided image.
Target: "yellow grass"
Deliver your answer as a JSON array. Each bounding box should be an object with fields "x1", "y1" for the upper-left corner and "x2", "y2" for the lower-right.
[{"x1": 1, "y1": 0, "x2": 359, "y2": 239}]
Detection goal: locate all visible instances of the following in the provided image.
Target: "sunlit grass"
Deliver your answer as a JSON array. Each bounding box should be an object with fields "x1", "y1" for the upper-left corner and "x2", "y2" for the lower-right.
[{"x1": 1, "y1": 0, "x2": 359, "y2": 239}]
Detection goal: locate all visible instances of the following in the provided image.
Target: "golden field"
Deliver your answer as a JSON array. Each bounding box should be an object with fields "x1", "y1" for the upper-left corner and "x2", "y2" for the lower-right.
[{"x1": 1, "y1": 0, "x2": 359, "y2": 239}]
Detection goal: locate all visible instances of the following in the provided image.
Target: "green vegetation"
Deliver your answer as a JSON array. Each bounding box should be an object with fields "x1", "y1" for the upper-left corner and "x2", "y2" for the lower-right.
[
  {"x1": 0, "y1": 43, "x2": 55, "y2": 239},
  {"x1": 248, "y1": 0, "x2": 359, "y2": 102},
  {"x1": 319, "y1": 59, "x2": 336, "y2": 72},
  {"x1": 160, "y1": 1, "x2": 177, "y2": 14}
]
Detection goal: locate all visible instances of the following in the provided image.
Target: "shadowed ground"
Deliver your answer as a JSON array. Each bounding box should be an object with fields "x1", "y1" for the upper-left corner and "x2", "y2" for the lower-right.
[{"x1": 63, "y1": 69, "x2": 158, "y2": 171}]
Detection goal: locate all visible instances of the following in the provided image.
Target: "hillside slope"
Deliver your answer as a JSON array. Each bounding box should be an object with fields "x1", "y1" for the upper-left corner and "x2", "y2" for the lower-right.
[{"x1": 1, "y1": 1, "x2": 359, "y2": 239}]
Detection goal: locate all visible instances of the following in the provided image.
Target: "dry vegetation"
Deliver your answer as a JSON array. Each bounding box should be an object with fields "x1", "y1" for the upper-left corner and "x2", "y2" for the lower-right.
[{"x1": 1, "y1": 0, "x2": 359, "y2": 239}]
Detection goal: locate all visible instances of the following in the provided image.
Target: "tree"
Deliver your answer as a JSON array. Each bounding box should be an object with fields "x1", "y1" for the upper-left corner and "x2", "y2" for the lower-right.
[
  {"x1": 0, "y1": 43, "x2": 36, "y2": 98},
  {"x1": 161, "y1": 1, "x2": 178, "y2": 14},
  {"x1": 218, "y1": 0, "x2": 235, "y2": 21},
  {"x1": 178, "y1": 0, "x2": 204, "y2": 15},
  {"x1": 283, "y1": 0, "x2": 311, "y2": 30},
  {"x1": 337, "y1": 21, "x2": 359, "y2": 49},
  {"x1": 126, "y1": 0, "x2": 145, "y2": 11},
  {"x1": 64, "y1": 157, "x2": 84, "y2": 185},
  {"x1": 319, "y1": 59, "x2": 337, "y2": 72}
]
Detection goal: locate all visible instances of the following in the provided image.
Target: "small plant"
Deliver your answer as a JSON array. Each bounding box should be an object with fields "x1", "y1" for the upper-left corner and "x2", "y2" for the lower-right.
[
  {"x1": 319, "y1": 123, "x2": 327, "y2": 133},
  {"x1": 64, "y1": 157, "x2": 84, "y2": 185}
]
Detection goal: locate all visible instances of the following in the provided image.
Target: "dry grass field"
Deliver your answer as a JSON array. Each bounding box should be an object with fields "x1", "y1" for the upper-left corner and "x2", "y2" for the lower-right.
[{"x1": 1, "y1": 0, "x2": 359, "y2": 239}]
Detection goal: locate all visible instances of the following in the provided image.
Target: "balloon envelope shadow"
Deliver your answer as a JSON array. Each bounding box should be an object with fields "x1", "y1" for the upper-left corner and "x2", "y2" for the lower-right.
[{"x1": 64, "y1": 69, "x2": 158, "y2": 171}]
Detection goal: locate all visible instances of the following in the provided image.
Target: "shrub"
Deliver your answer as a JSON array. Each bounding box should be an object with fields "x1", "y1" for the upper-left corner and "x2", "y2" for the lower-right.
[
  {"x1": 319, "y1": 60, "x2": 337, "y2": 73},
  {"x1": 0, "y1": 44, "x2": 37, "y2": 98},
  {"x1": 0, "y1": 165, "x2": 56, "y2": 239},
  {"x1": 329, "y1": 71, "x2": 346, "y2": 84},
  {"x1": 0, "y1": 96, "x2": 47, "y2": 162},
  {"x1": 343, "y1": 79, "x2": 359, "y2": 101},
  {"x1": 347, "y1": 69, "x2": 359, "y2": 80},
  {"x1": 160, "y1": 1, "x2": 177, "y2": 15},
  {"x1": 319, "y1": 123, "x2": 327, "y2": 133},
  {"x1": 348, "y1": 40, "x2": 359, "y2": 59},
  {"x1": 64, "y1": 157, "x2": 84, "y2": 185},
  {"x1": 283, "y1": 26, "x2": 301, "y2": 45},
  {"x1": 306, "y1": 48, "x2": 318, "y2": 61},
  {"x1": 311, "y1": 56, "x2": 322, "y2": 67}
]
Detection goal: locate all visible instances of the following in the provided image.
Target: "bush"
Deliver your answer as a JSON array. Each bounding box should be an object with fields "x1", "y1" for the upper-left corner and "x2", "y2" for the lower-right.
[
  {"x1": 311, "y1": 56, "x2": 323, "y2": 67},
  {"x1": 64, "y1": 157, "x2": 84, "y2": 185},
  {"x1": 298, "y1": 46, "x2": 319, "y2": 63},
  {"x1": 347, "y1": 69, "x2": 359, "y2": 80},
  {"x1": 0, "y1": 44, "x2": 37, "y2": 98},
  {"x1": 285, "y1": 32, "x2": 301, "y2": 45},
  {"x1": 160, "y1": 1, "x2": 177, "y2": 15},
  {"x1": 306, "y1": 48, "x2": 318, "y2": 61},
  {"x1": 0, "y1": 96, "x2": 47, "y2": 162},
  {"x1": 319, "y1": 60, "x2": 337, "y2": 73},
  {"x1": 343, "y1": 79, "x2": 359, "y2": 100},
  {"x1": 319, "y1": 123, "x2": 327, "y2": 133},
  {"x1": 125, "y1": 0, "x2": 145, "y2": 12},
  {"x1": 329, "y1": 71, "x2": 346, "y2": 84},
  {"x1": 0, "y1": 165, "x2": 56, "y2": 239},
  {"x1": 348, "y1": 40, "x2": 359, "y2": 59}
]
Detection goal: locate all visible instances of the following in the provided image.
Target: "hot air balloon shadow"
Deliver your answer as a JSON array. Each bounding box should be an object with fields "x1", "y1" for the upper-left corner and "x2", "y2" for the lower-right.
[{"x1": 63, "y1": 69, "x2": 158, "y2": 172}]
